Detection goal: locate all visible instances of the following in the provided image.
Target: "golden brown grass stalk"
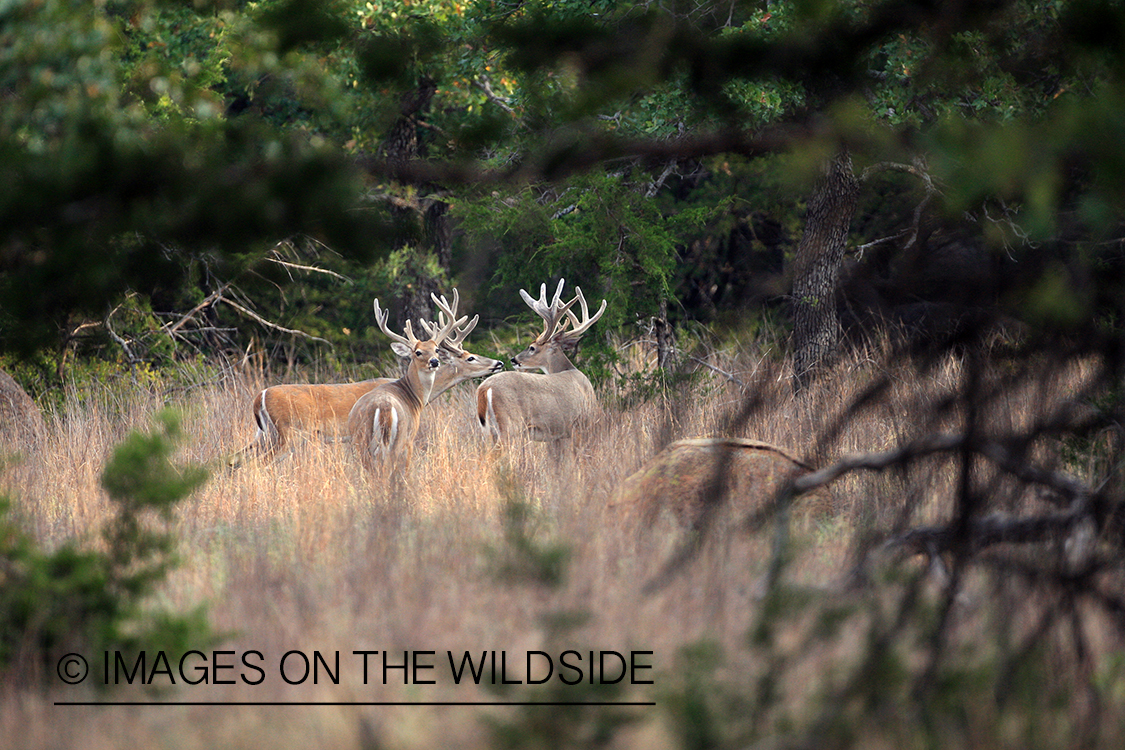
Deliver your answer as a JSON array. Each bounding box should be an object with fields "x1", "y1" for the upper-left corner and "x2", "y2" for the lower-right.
[{"x1": 2, "y1": 337, "x2": 1119, "y2": 749}]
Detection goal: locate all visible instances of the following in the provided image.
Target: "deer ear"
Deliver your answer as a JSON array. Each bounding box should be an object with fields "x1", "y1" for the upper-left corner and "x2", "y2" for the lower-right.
[{"x1": 390, "y1": 342, "x2": 412, "y2": 358}]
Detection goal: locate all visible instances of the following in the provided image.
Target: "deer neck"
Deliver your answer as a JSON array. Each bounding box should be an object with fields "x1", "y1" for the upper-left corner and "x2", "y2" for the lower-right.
[
  {"x1": 544, "y1": 346, "x2": 577, "y2": 374},
  {"x1": 395, "y1": 367, "x2": 435, "y2": 409},
  {"x1": 426, "y1": 363, "x2": 461, "y2": 403}
]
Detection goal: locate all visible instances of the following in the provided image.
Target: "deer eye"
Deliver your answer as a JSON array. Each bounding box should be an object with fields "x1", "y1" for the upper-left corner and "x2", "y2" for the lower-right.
[
  {"x1": 415, "y1": 350, "x2": 424, "y2": 357},
  {"x1": 528, "y1": 345, "x2": 536, "y2": 353},
  {"x1": 467, "y1": 356, "x2": 476, "y2": 362}
]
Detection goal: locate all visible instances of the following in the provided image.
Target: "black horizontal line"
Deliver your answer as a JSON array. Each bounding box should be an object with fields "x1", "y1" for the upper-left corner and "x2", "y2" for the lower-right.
[{"x1": 55, "y1": 701, "x2": 657, "y2": 707}]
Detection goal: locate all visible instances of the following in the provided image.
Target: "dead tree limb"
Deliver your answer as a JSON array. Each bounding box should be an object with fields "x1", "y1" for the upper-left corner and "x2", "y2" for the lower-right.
[
  {"x1": 474, "y1": 75, "x2": 516, "y2": 116},
  {"x1": 165, "y1": 283, "x2": 232, "y2": 336},
  {"x1": 220, "y1": 298, "x2": 331, "y2": 345},
  {"x1": 791, "y1": 432, "x2": 1092, "y2": 511},
  {"x1": 784, "y1": 431, "x2": 1104, "y2": 583},
  {"x1": 103, "y1": 301, "x2": 137, "y2": 364},
  {"x1": 886, "y1": 509, "x2": 1094, "y2": 558},
  {"x1": 857, "y1": 157, "x2": 939, "y2": 253},
  {"x1": 791, "y1": 432, "x2": 964, "y2": 493},
  {"x1": 266, "y1": 257, "x2": 351, "y2": 283}
]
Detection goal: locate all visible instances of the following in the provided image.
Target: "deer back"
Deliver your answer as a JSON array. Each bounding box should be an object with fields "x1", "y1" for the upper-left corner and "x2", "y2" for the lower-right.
[{"x1": 476, "y1": 368, "x2": 597, "y2": 442}]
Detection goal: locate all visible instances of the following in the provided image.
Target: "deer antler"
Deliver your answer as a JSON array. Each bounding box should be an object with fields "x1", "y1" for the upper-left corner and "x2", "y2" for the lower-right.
[
  {"x1": 419, "y1": 290, "x2": 476, "y2": 352},
  {"x1": 520, "y1": 279, "x2": 580, "y2": 343},
  {"x1": 423, "y1": 298, "x2": 458, "y2": 348},
  {"x1": 561, "y1": 286, "x2": 607, "y2": 340},
  {"x1": 373, "y1": 298, "x2": 419, "y2": 346}
]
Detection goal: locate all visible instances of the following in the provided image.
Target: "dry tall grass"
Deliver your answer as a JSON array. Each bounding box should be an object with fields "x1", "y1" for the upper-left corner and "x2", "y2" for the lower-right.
[{"x1": 2, "y1": 338, "x2": 1120, "y2": 749}]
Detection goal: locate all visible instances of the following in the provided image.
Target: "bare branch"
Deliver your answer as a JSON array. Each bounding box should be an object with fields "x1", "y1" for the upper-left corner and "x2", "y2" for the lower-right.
[
  {"x1": 474, "y1": 76, "x2": 516, "y2": 115},
  {"x1": 164, "y1": 283, "x2": 232, "y2": 336},
  {"x1": 633, "y1": 335, "x2": 758, "y2": 389},
  {"x1": 859, "y1": 160, "x2": 931, "y2": 182},
  {"x1": 852, "y1": 227, "x2": 913, "y2": 257},
  {"x1": 856, "y1": 157, "x2": 939, "y2": 253},
  {"x1": 103, "y1": 302, "x2": 137, "y2": 364},
  {"x1": 685, "y1": 354, "x2": 749, "y2": 390},
  {"x1": 414, "y1": 119, "x2": 451, "y2": 139},
  {"x1": 645, "y1": 160, "x2": 679, "y2": 198},
  {"x1": 68, "y1": 320, "x2": 102, "y2": 337},
  {"x1": 792, "y1": 433, "x2": 965, "y2": 494},
  {"x1": 885, "y1": 508, "x2": 1094, "y2": 558},
  {"x1": 551, "y1": 203, "x2": 579, "y2": 220},
  {"x1": 355, "y1": 126, "x2": 804, "y2": 186},
  {"x1": 220, "y1": 298, "x2": 331, "y2": 344},
  {"x1": 974, "y1": 439, "x2": 1093, "y2": 509},
  {"x1": 265, "y1": 257, "x2": 352, "y2": 283},
  {"x1": 792, "y1": 432, "x2": 1093, "y2": 509}
]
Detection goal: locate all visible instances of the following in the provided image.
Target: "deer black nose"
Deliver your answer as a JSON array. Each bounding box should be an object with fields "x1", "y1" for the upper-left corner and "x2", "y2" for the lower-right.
[
  {"x1": 429, "y1": 357, "x2": 440, "y2": 368},
  {"x1": 510, "y1": 357, "x2": 519, "y2": 365}
]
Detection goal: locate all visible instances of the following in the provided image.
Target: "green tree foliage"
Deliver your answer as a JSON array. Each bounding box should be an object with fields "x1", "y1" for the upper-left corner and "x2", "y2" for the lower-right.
[
  {"x1": 0, "y1": 0, "x2": 382, "y2": 355},
  {"x1": 6, "y1": 0, "x2": 1125, "y2": 368},
  {"x1": 329, "y1": 0, "x2": 1125, "y2": 349},
  {"x1": 455, "y1": 170, "x2": 717, "y2": 326}
]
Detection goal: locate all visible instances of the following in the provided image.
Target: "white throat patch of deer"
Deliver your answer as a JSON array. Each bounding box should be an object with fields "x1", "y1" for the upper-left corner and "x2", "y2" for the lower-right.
[{"x1": 476, "y1": 279, "x2": 606, "y2": 444}]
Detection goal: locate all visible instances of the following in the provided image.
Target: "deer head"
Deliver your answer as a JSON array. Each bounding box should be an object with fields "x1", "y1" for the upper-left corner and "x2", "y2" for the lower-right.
[
  {"x1": 512, "y1": 279, "x2": 606, "y2": 373},
  {"x1": 417, "y1": 290, "x2": 504, "y2": 389},
  {"x1": 373, "y1": 297, "x2": 455, "y2": 402}
]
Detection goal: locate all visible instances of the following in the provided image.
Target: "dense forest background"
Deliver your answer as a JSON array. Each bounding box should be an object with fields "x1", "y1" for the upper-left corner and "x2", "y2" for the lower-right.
[{"x1": 5, "y1": 0, "x2": 1122, "y2": 391}]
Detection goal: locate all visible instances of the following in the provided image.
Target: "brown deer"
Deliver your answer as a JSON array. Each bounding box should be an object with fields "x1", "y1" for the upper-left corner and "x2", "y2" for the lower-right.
[
  {"x1": 230, "y1": 290, "x2": 499, "y2": 466},
  {"x1": 347, "y1": 294, "x2": 462, "y2": 473},
  {"x1": 476, "y1": 279, "x2": 606, "y2": 445}
]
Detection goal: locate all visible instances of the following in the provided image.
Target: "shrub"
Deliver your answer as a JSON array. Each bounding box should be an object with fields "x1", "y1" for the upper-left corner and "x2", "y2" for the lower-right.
[{"x1": 0, "y1": 410, "x2": 212, "y2": 687}]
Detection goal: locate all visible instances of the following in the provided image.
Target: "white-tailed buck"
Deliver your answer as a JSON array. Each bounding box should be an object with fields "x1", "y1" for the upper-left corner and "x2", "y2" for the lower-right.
[
  {"x1": 349, "y1": 292, "x2": 491, "y2": 472},
  {"x1": 230, "y1": 290, "x2": 500, "y2": 466},
  {"x1": 476, "y1": 279, "x2": 606, "y2": 445}
]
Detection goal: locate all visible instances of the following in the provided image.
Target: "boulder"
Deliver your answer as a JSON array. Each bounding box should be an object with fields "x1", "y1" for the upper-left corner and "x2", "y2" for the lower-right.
[
  {"x1": 0, "y1": 369, "x2": 45, "y2": 448},
  {"x1": 610, "y1": 438, "x2": 832, "y2": 535}
]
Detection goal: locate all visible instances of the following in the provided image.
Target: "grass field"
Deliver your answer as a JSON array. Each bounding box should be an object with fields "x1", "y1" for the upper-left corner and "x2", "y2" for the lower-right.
[{"x1": 2, "y1": 338, "x2": 1122, "y2": 749}]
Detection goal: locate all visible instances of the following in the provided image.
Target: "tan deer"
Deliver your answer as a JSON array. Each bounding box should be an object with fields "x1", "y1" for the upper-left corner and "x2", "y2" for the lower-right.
[
  {"x1": 347, "y1": 293, "x2": 468, "y2": 473},
  {"x1": 230, "y1": 290, "x2": 500, "y2": 466},
  {"x1": 476, "y1": 279, "x2": 606, "y2": 445}
]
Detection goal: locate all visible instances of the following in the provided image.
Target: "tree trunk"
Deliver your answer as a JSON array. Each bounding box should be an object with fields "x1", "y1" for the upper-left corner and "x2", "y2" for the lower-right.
[
  {"x1": 789, "y1": 150, "x2": 860, "y2": 393},
  {"x1": 382, "y1": 76, "x2": 436, "y2": 168},
  {"x1": 381, "y1": 77, "x2": 446, "y2": 326},
  {"x1": 396, "y1": 250, "x2": 443, "y2": 331},
  {"x1": 425, "y1": 199, "x2": 452, "y2": 269},
  {"x1": 383, "y1": 76, "x2": 437, "y2": 253}
]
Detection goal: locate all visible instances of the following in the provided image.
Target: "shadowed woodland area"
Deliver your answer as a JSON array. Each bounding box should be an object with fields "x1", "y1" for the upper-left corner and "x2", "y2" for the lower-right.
[{"x1": 4, "y1": 1, "x2": 1125, "y2": 748}]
